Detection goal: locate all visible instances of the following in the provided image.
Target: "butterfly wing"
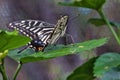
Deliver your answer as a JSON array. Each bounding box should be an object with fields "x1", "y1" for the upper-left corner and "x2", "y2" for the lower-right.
[
  {"x1": 8, "y1": 20, "x2": 55, "y2": 44},
  {"x1": 8, "y1": 16, "x2": 68, "y2": 52},
  {"x1": 48, "y1": 16, "x2": 68, "y2": 44}
]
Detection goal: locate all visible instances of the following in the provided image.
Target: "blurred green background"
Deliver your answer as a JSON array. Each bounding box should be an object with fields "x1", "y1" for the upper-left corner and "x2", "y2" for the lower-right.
[{"x1": 0, "y1": 0, "x2": 120, "y2": 80}]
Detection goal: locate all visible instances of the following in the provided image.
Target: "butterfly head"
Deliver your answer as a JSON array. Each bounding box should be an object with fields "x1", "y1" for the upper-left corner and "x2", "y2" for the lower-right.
[
  {"x1": 29, "y1": 39, "x2": 46, "y2": 52},
  {"x1": 58, "y1": 16, "x2": 68, "y2": 27}
]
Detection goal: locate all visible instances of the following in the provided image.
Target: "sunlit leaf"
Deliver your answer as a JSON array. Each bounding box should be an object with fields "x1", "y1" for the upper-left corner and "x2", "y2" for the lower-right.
[
  {"x1": 0, "y1": 50, "x2": 8, "y2": 64},
  {"x1": 0, "y1": 30, "x2": 30, "y2": 52},
  {"x1": 8, "y1": 38, "x2": 108, "y2": 63}
]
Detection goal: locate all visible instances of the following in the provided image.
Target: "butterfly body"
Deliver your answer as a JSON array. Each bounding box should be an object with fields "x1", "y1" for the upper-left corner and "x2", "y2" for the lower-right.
[
  {"x1": 29, "y1": 38, "x2": 46, "y2": 51},
  {"x1": 8, "y1": 16, "x2": 68, "y2": 52}
]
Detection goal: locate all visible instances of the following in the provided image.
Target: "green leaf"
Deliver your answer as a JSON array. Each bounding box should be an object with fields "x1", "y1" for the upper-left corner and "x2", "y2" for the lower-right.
[
  {"x1": 59, "y1": 0, "x2": 106, "y2": 10},
  {"x1": 80, "y1": 50, "x2": 96, "y2": 60},
  {"x1": 94, "y1": 52, "x2": 120, "y2": 78},
  {"x1": 0, "y1": 30, "x2": 30, "y2": 52},
  {"x1": 0, "y1": 50, "x2": 8, "y2": 59},
  {"x1": 88, "y1": 18, "x2": 106, "y2": 26},
  {"x1": 5, "y1": 30, "x2": 18, "y2": 35},
  {"x1": 67, "y1": 57, "x2": 97, "y2": 80},
  {"x1": 101, "y1": 67, "x2": 120, "y2": 80},
  {"x1": 0, "y1": 50, "x2": 8, "y2": 64},
  {"x1": 88, "y1": 18, "x2": 120, "y2": 27},
  {"x1": 8, "y1": 38, "x2": 108, "y2": 63},
  {"x1": 8, "y1": 49, "x2": 35, "y2": 62}
]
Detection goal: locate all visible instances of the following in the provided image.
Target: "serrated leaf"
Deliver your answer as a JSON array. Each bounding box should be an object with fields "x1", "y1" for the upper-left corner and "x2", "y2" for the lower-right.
[
  {"x1": 67, "y1": 57, "x2": 97, "y2": 80},
  {"x1": 94, "y1": 52, "x2": 120, "y2": 78},
  {"x1": 101, "y1": 67, "x2": 120, "y2": 80},
  {"x1": 8, "y1": 38, "x2": 108, "y2": 63},
  {"x1": 0, "y1": 30, "x2": 30, "y2": 52},
  {"x1": 59, "y1": 0, "x2": 106, "y2": 10}
]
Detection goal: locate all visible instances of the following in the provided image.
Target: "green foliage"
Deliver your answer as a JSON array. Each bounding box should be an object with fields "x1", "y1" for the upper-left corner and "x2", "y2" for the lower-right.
[
  {"x1": 67, "y1": 57, "x2": 97, "y2": 80},
  {"x1": 0, "y1": 29, "x2": 107, "y2": 79},
  {"x1": 79, "y1": 50, "x2": 96, "y2": 60},
  {"x1": 0, "y1": 30, "x2": 30, "y2": 52},
  {"x1": 88, "y1": 18, "x2": 120, "y2": 27},
  {"x1": 0, "y1": 50, "x2": 8, "y2": 64},
  {"x1": 94, "y1": 53, "x2": 120, "y2": 78},
  {"x1": 8, "y1": 38, "x2": 107, "y2": 63},
  {"x1": 101, "y1": 67, "x2": 120, "y2": 80},
  {"x1": 59, "y1": 0, "x2": 120, "y2": 43},
  {"x1": 59, "y1": 0, "x2": 105, "y2": 10},
  {"x1": 88, "y1": 18, "x2": 106, "y2": 26},
  {"x1": 0, "y1": 0, "x2": 117, "y2": 79},
  {"x1": 0, "y1": 30, "x2": 30, "y2": 80}
]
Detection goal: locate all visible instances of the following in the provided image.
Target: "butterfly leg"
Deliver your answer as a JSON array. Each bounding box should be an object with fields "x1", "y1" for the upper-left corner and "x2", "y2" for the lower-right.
[
  {"x1": 64, "y1": 34, "x2": 75, "y2": 44},
  {"x1": 18, "y1": 45, "x2": 29, "y2": 53}
]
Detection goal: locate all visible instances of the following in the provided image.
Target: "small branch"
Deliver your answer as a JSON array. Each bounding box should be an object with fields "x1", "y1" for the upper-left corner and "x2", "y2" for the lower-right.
[
  {"x1": 98, "y1": 9, "x2": 120, "y2": 45},
  {"x1": 0, "y1": 59, "x2": 8, "y2": 80},
  {"x1": 12, "y1": 62, "x2": 22, "y2": 80}
]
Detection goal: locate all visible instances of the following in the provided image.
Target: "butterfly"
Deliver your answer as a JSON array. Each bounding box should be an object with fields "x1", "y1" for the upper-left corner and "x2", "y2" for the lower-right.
[{"x1": 8, "y1": 16, "x2": 68, "y2": 52}]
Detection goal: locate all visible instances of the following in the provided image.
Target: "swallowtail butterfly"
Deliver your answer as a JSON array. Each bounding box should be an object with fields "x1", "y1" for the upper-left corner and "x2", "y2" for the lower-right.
[{"x1": 8, "y1": 16, "x2": 68, "y2": 52}]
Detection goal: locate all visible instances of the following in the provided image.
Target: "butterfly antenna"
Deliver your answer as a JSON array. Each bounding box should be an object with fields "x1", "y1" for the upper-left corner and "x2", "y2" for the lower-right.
[
  {"x1": 64, "y1": 34, "x2": 75, "y2": 44},
  {"x1": 64, "y1": 14, "x2": 81, "y2": 44},
  {"x1": 69, "y1": 14, "x2": 81, "y2": 22},
  {"x1": 18, "y1": 45, "x2": 29, "y2": 53}
]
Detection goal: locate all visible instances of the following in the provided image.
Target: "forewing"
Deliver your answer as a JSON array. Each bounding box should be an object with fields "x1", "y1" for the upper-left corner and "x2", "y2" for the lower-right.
[{"x1": 8, "y1": 20, "x2": 55, "y2": 44}]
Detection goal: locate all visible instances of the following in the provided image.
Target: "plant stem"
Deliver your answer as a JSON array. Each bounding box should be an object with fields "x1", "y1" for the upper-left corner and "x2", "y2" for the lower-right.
[
  {"x1": 0, "y1": 59, "x2": 8, "y2": 80},
  {"x1": 13, "y1": 62, "x2": 22, "y2": 80},
  {"x1": 98, "y1": 9, "x2": 120, "y2": 45}
]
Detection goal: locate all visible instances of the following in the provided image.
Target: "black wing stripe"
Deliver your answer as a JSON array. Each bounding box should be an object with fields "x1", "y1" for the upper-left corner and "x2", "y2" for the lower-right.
[
  {"x1": 33, "y1": 28, "x2": 41, "y2": 33},
  {"x1": 44, "y1": 35, "x2": 51, "y2": 43},
  {"x1": 41, "y1": 35, "x2": 47, "y2": 42},
  {"x1": 21, "y1": 20, "x2": 55, "y2": 28},
  {"x1": 19, "y1": 26, "x2": 37, "y2": 39},
  {"x1": 30, "y1": 21, "x2": 35, "y2": 26},
  {"x1": 33, "y1": 21, "x2": 41, "y2": 26},
  {"x1": 29, "y1": 27, "x2": 36, "y2": 31},
  {"x1": 8, "y1": 20, "x2": 56, "y2": 44},
  {"x1": 9, "y1": 23, "x2": 37, "y2": 39},
  {"x1": 41, "y1": 35, "x2": 51, "y2": 44},
  {"x1": 28, "y1": 21, "x2": 32, "y2": 26}
]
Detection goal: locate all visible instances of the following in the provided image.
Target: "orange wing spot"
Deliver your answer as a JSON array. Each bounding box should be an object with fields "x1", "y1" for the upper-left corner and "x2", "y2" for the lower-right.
[{"x1": 37, "y1": 47, "x2": 44, "y2": 51}]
